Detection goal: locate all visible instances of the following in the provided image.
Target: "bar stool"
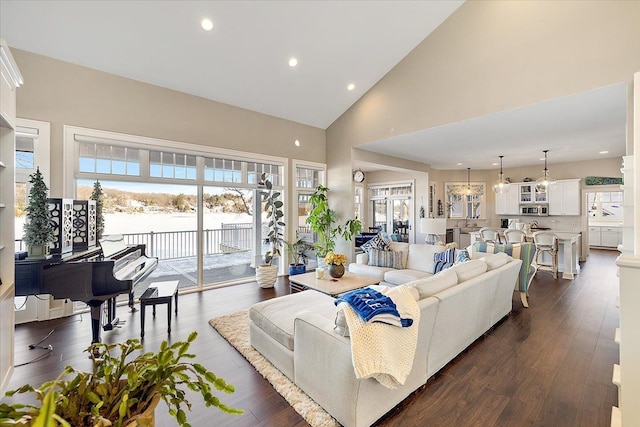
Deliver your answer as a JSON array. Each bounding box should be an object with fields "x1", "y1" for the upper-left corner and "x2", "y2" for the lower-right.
[
  {"x1": 479, "y1": 227, "x2": 502, "y2": 244},
  {"x1": 532, "y1": 231, "x2": 558, "y2": 278},
  {"x1": 504, "y1": 229, "x2": 526, "y2": 243}
]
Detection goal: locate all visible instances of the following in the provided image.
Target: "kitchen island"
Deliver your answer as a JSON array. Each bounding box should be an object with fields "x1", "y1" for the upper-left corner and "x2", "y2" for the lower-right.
[{"x1": 469, "y1": 229, "x2": 581, "y2": 280}]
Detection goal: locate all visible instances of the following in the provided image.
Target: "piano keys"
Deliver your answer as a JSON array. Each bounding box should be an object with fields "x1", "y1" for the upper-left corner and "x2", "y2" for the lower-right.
[{"x1": 15, "y1": 235, "x2": 158, "y2": 345}]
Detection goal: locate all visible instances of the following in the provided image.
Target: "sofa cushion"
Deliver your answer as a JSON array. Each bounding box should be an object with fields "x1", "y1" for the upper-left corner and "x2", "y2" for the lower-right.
[
  {"x1": 406, "y1": 268, "x2": 459, "y2": 300},
  {"x1": 348, "y1": 262, "x2": 393, "y2": 281},
  {"x1": 406, "y1": 244, "x2": 446, "y2": 273},
  {"x1": 451, "y1": 259, "x2": 488, "y2": 282},
  {"x1": 433, "y1": 247, "x2": 456, "y2": 273},
  {"x1": 250, "y1": 290, "x2": 336, "y2": 351},
  {"x1": 481, "y1": 252, "x2": 512, "y2": 270},
  {"x1": 368, "y1": 249, "x2": 404, "y2": 269},
  {"x1": 383, "y1": 268, "x2": 432, "y2": 286}
]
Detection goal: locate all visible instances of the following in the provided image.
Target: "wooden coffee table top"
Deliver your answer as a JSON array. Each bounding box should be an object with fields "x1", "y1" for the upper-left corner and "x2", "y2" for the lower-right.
[{"x1": 289, "y1": 271, "x2": 379, "y2": 296}]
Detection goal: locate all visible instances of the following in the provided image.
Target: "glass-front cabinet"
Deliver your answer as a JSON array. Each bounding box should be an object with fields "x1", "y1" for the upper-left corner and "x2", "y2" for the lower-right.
[{"x1": 519, "y1": 183, "x2": 547, "y2": 203}]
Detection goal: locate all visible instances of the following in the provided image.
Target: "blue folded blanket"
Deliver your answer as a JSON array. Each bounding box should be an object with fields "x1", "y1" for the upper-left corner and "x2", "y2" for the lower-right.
[{"x1": 335, "y1": 287, "x2": 413, "y2": 327}]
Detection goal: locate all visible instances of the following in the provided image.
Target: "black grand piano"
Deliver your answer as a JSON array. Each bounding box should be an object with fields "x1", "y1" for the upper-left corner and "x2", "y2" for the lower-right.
[{"x1": 15, "y1": 235, "x2": 158, "y2": 345}]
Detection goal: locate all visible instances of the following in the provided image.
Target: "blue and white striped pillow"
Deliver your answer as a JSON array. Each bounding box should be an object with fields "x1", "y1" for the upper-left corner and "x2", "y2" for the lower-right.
[
  {"x1": 367, "y1": 249, "x2": 404, "y2": 269},
  {"x1": 433, "y1": 247, "x2": 456, "y2": 273}
]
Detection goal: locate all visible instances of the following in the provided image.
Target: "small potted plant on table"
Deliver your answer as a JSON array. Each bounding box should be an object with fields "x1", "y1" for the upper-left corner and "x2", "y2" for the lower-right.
[{"x1": 285, "y1": 236, "x2": 312, "y2": 276}]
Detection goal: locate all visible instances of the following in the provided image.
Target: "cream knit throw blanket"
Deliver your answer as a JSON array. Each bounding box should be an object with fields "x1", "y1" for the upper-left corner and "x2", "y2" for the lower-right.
[{"x1": 337, "y1": 286, "x2": 420, "y2": 389}]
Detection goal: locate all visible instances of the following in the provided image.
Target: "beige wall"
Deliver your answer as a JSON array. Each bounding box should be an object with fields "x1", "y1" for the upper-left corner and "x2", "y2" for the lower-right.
[
  {"x1": 327, "y1": 0, "x2": 640, "y2": 255},
  {"x1": 13, "y1": 49, "x2": 326, "y2": 196}
]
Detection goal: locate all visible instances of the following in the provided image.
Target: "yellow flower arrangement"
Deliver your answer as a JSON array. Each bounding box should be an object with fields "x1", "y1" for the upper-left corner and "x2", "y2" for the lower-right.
[{"x1": 324, "y1": 251, "x2": 347, "y2": 265}]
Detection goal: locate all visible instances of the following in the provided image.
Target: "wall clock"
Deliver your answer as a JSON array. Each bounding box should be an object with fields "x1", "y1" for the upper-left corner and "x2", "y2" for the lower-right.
[{"x1": 353, "y1": 169, "x2": 365, "y2": 183}]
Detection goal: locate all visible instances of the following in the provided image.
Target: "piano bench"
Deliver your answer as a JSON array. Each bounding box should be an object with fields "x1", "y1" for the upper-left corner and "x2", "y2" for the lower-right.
[{"x1": 139, "y1": 280, "x2": 179, "y2": 339}]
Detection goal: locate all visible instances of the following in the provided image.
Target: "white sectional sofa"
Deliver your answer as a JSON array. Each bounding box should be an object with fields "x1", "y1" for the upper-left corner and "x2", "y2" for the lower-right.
[
  {"x1": 249, "y1": 253, "x2": 522, "y2": 427},
  {"x1": 348, "y1": 242, "x2": 447, "y2": 286}
]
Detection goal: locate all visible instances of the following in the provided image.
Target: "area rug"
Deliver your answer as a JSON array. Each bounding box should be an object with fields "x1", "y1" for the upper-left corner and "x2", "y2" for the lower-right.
[{"x1": 209, "y1": 310, "x2": 340, "y2": 427}]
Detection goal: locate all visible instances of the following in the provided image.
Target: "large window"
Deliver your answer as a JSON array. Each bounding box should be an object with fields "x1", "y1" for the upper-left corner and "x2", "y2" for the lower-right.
[
  {"x1": 64, "y1": 126, "x2": 286, "y2": 294},
  {"x1": 293, "y1": 163, "x2": 325, "y2": 268},
  {"x1": 587, "y1": 191, "x2": 623, "y2": 219},
  {"x1": 368, "y1": 182, "x2": 414, "y2": 242},
  {"x1": 445, "y1": 182, "x2": 486, "y2": 219}
]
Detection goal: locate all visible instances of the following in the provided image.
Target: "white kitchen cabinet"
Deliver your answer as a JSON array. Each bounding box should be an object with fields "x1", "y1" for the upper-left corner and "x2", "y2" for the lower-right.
[
  {"x1": 601, "y1": 227, "x2": 622, "y2": 248},
  {"x1": 549, "y1": 179, "x2": 580, "y2": 216},
  {"x1": 589, "y1": 226, "x2": 601, "y2": 246},
  {"x1": 589, "y1": 225, "x2": 622, "y2": 249},
  {"x1": 495, "y1": 185, "x2": 520, "y2": 215},
  {"x1": 518, "y1": 183, "x2": 546, "y2": 204}
]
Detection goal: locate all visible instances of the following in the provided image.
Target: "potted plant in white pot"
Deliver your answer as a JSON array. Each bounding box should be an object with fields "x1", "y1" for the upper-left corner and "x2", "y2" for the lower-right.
[
  {"x1": 23, "y1": 167, "x2": 55, "y2": 260},
  {"x1": 285, "y1": 236, "x2": 312, "y2": 276},
  {"x1": 305, "y1": 184, "x2": 362, "y2": 264},
  {"x1": 0, "y1": 332, "x2": 242, "y2": 426},
  {"x1": 255, "y1": 173, "x2": 284, "y2": 288}
]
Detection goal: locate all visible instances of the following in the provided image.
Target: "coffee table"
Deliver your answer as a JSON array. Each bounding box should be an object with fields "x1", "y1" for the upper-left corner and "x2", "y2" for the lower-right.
[{"x1": 289, "y1": 271, "x2": 379, "y2": 297}]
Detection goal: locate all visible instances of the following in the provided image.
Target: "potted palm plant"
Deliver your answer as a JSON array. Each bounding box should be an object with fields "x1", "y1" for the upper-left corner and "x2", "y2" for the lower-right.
[
  {"x1": 255, "y1": 173, "x2": 284, "y2": 288},
  {"x1": 0, "y1": 332, "x2": 241, "y2": 426},
  {"x1": 285, "y1": 236, "x2": 312, "y2": 276},
  {"x1": 305, "y1": 184, "x2": 362, "y2": 261}
]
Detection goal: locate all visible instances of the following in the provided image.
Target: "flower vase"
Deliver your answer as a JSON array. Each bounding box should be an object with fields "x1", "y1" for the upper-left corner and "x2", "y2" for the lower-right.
[{"x1": 328, "y1": 264, "x2": 345, "y2": 279}]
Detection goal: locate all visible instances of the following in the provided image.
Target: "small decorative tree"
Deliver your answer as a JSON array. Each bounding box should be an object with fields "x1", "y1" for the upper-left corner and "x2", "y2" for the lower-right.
[
  {"x1": 23, "y1": 167, "x2": 54, "y2": 259},
  {"x1": 90, "y1": 180, "x2": 105, "y2": 240}
]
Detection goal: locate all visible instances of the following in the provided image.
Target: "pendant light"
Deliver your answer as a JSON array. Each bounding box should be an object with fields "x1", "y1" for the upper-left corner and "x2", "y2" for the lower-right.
[
  {"x1": 492, "y1": 155, "x2": 511, "y2": 194},
  {"x1": 535, "y1": 150, "x2": 556, "y2": 192},
  {"x1": 465, "y1": 167, "x2": 473, "y2": 195}
]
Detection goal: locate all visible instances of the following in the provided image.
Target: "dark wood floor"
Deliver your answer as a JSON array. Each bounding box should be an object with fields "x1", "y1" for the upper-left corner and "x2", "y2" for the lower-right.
[{"x1": 5, "y1": 249, "x2": 619, "y2": 426}]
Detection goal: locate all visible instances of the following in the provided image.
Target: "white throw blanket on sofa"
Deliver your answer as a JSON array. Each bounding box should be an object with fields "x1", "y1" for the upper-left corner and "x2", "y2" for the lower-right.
[{"x1": 337, "y1": 285, "x2": 420, "y2": 389}]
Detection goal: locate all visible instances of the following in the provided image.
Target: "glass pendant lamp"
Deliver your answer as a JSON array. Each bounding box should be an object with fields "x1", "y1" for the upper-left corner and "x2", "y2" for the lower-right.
[
  {"x1": 535, "y1": 150, "x2": 556, "y2": 192},
  {"x1": 492, "y1": 155, "x2": 511, "y2": 194},
  {"x1": 465, "y1": 168, "x2": 473, "y2": 195}
]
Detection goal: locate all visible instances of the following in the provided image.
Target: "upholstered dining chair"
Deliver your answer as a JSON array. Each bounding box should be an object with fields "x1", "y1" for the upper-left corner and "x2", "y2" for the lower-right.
[
  {"x1": 532, "y1": 231, "x2": 558, "y2": 278},
  {"x1": 504, "y1": 229, "x2": 526, "y2": 243},
  {"x1": 479, "y1": 227, "x2": 502, "y2": 244}
]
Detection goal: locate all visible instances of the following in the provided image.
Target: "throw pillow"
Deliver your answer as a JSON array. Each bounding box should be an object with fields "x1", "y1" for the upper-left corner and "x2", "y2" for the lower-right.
[
  {"x1": 406, "y1": 268, "x2": 459, "y2": 299},
  {"x1": 456, "y1": 249, "x2": 470, "y2": 264},
  {"x1": 367, "y1": 249, "x2": 404, "y2": 269},
  {"x1": 433, "y1": 247, "x2": 456, "y2": 274},
  {"x1": 361, "y1": 233, "x2": 391, "y2": 254}
]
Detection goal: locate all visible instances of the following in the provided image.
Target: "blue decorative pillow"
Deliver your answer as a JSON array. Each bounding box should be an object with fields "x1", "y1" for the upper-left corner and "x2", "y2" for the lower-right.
[
  {"x1": 456, "y1": 249, "x2": 470, "y2": 264},
  {"x1": 361, "y1": 233, "x2": 391, "y2": 254},
  {"x1": 433, "y1": 247, "x2": 456, "y2": 273}
]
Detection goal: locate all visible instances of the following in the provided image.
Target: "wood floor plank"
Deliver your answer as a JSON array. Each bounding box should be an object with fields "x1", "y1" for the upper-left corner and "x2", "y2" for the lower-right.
[{"x1": 4, "y1": 250, "x2": 620, "y2": 427}]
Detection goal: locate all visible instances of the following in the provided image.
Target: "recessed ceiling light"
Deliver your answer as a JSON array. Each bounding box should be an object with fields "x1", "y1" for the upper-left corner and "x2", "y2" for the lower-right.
[
  {"x1": 599, "y1": 150, "x2": 609, "y2": 154},
  {"x1": 294, "y1": 139, "x2": 300, "y2": 147},
  {"x1": 289, "y1": 57, "x2": 298, "y2": 67},
  {"x1": 347, "y1": 83, "x2": 355, "y2": 91},
  {"x1": 201, "y1": 18, "x2": 214, "y2": 31},
  {"x1": 492, "y1": 162, "x2": 499, "y2": 166},
  {"x1": 539, "y1": 157, "x2": 546, "y2": 161},
  {"x1": 456, "y1": 162, "x2": 463, "y2": 166}
]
